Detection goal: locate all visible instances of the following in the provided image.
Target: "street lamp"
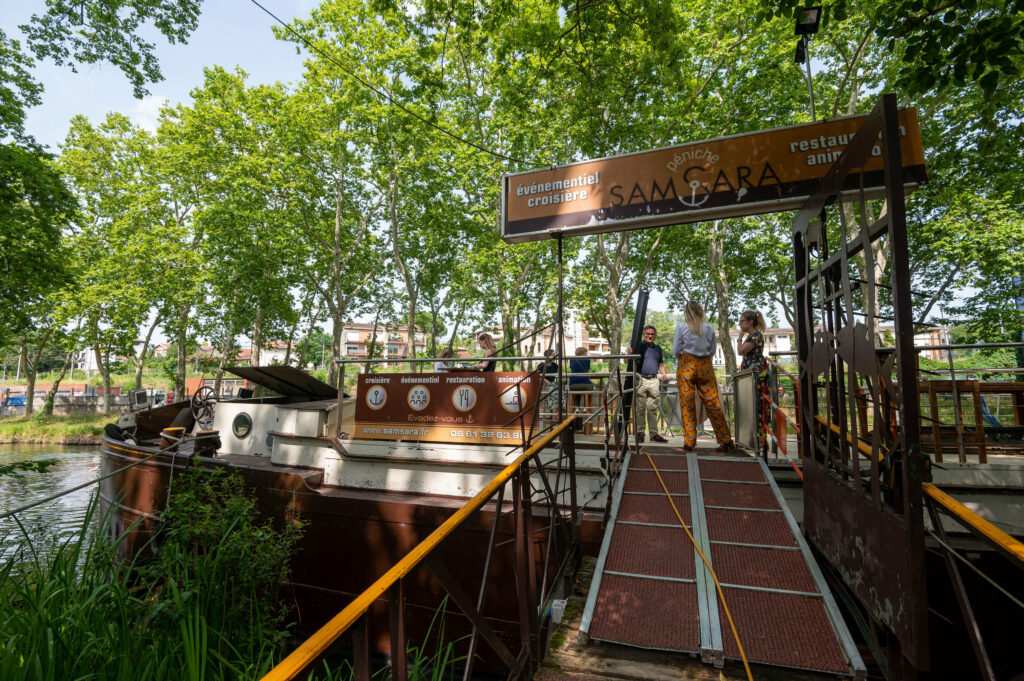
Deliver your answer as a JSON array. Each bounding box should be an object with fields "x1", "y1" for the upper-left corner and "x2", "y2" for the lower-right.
[{"x1": 793, "y1": 6, "x2": 823, "y2": 121}]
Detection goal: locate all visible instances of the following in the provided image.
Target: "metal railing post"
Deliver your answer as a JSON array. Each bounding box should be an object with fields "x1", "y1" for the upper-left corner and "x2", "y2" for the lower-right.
[{"x1": 388, "y1": 581, "x2": 407, "y2": 681}]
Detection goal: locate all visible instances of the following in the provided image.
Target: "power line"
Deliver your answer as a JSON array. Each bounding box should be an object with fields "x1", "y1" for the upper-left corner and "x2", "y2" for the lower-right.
[{"x1": 247, "y1": 0, "x2": 536, "y2": 168}]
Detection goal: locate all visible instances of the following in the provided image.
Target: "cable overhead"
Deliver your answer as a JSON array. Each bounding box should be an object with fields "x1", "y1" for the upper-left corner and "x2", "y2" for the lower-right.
[{"x1": 247, "y1": 0, "x2": 537, "y2": 168}]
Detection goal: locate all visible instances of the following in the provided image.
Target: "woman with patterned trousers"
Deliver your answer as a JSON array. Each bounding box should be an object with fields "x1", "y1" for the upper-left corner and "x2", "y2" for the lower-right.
[{"x1": 672, "y1": 301, "x2": 735, "y2": 452}]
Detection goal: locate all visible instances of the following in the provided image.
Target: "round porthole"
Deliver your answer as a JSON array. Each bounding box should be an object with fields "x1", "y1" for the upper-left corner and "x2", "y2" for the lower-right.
[{"x1": 232, "y1": 413, "x2": 253, "y2": 439}]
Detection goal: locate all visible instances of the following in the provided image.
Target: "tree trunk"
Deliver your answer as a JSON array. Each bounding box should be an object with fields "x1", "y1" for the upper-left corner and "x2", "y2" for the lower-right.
[
  {"x1": 296, "y1": 294, "x2": 322, "y2": 370},
  {"x1": 95, "y1": 345, "x2": 112, "y2": 413},
  {"x1": 214, "y1": 335, "x2": 234, "y2": 397},
  {"x1": 175, "y1": 307, "x2": 190, "y2": 402},
  {"x1": 251, "y1": 306, "x2": 265, "y2": 367},
  {"x1": 134, "y1": 315, "x2": 161, "y2": 389},
  {"x1": 43, "y1": 350, "x2": 74, "y2": 416},
  {"x1": 329, "y1": 315, "x2": 344, "y2": 387},
  {"x1": 24, "y1": 328, "x2": 55, "y2": 416},
  {"x1": 708, "y1": 222, "x2": 736, "y2": 374},
  {"x1": 21, "y1": 342, "x2": 33, "y2": 416}
]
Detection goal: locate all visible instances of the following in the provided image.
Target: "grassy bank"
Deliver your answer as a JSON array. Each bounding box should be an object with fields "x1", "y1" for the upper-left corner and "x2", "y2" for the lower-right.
[{"x1": 0, "y1": 413, "x2": 110, "y2": 445}]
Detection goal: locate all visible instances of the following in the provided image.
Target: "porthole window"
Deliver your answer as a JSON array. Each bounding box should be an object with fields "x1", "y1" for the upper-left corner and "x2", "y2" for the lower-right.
[{"x1": 232, "y1": 413, "x2": 253, "y2": 439}]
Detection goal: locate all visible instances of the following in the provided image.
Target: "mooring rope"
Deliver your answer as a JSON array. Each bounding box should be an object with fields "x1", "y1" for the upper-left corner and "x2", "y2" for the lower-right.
[{"x1": 642, "y1": 448, "x2": 754, "y2": 681}]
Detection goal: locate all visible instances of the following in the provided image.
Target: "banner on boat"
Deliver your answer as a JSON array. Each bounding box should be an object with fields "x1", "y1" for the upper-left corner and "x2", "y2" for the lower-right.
[
  {"x1": 501, "y1": 108, "x2": 926, "y2": 243},
  {"x1": 352, "y1": 372, "x2": 541, "y2": 445}
]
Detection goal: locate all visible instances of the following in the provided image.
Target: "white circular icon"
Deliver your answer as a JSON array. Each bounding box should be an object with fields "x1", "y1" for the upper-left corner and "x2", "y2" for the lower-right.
[
  {"x1": 452, "y1": 385, "x2": 477, "y2": 412},
  {"x1": 407, "y1": 385, "x2": 431, "y2": 411},
  {"x1": 365, "y1": 385, "x2": 387, "y2": 410},
  {"x1": 501, "y1": 386, "x2": 525, "y2": 412}
]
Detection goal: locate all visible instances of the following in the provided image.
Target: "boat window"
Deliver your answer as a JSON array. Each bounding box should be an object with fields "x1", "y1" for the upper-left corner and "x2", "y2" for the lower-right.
[{"x1": 232, "y1": 413, "x2": 253, "y2": 439}]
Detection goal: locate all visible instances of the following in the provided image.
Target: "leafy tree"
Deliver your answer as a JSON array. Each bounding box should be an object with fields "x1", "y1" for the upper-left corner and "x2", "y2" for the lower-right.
[{"x1": 20, "y1": 0, "x2": 204, "y2": 98}]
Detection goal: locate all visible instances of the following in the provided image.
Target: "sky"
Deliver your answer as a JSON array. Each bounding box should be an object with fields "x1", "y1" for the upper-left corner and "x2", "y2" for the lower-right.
[{"x1": 4, "y1": 0, "x2": 311, "y2": 150}]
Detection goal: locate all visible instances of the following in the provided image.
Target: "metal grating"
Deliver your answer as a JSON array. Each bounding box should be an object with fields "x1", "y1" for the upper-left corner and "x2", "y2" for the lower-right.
[
  {"x1": 617, "y1": 493, "x2": 693, "y2": 525},
  {"x1": 704, "y1": 508, "x2": 797, "y2": 547},
  {"x1": 717, "y1": 588, "x2": 849, "y2": 673},
  {"x1": 623, "y1": 470, "x2": 688, "y2": 494},
  {"x1": 589, "y1": 574, "x2": 700, "y2": 653},
  {"x1": 631, "y1": 454, "x2": 688, "y2": 471},
  {"x1": 700, "y1": 480, "x2": 780, "y2": 510},
  {"x1": 710, "y1": 544, "x2": 818, "y2": 593},
  {"x1": 697, "y1": 459, "x2": 764, "y2": 482},
  {"x1": 605, "y1": 525, "x2": 696, "y2": 580}
]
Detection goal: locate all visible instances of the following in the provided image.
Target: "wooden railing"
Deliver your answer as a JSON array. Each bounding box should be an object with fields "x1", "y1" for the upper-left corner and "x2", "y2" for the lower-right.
[{"x1": 260, "y1": 415, "x2": 580, "y2": 681}]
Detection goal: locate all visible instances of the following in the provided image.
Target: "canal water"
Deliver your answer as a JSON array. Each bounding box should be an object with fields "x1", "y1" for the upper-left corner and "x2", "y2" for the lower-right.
[{"x1": 0, "y1": 445, "x2": 102, "y2": 558}]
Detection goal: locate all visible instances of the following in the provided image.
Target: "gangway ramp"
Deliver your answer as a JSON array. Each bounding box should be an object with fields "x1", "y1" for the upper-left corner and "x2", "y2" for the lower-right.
[{"x1": 580, "y1": 449, "x2": 866, "y2": 678}]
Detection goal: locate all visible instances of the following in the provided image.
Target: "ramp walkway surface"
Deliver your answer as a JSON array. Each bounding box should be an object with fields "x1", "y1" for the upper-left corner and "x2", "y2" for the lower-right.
[{"x1": 579, "y1": 448, "x2": 865, "y2": 679}]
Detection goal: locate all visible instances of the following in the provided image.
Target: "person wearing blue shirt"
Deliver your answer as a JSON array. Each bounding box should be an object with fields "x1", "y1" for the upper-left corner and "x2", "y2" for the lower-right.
[
  {"x1": 629, "y1": 325, "x2": 668, "y2": 443},
  {"x1": 568, "y1": 347, "x2": 593, "y2": 425}
]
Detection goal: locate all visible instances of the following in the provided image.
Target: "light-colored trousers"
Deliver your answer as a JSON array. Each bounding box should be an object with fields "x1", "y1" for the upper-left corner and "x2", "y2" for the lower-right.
[{"x1": 635, "y1": 375, "x2": 661, "y2": 435}]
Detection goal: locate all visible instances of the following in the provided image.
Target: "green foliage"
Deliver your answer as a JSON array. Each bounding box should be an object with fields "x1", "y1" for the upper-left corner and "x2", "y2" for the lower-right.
[
  {"x1": 763, "y1": 0, "x2": 1024, "y2": 107},
  {"x1": 0, "y1": 143, "x2": 76, "y2": 348},
  {"x1": 19, "y1": 0, "x2": 204, "y2": 98},
  {"x1": 0, "y1": 470, "x2": 301, "y2": 681},
  {"x1": 0, "y1": 458, "x2": 58, "y2": 478}
]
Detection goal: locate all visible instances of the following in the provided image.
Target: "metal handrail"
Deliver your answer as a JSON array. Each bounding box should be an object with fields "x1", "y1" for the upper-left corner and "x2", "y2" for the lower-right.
[{"x1": 260, "y1": 415, "x2": 579, "y2": 681}]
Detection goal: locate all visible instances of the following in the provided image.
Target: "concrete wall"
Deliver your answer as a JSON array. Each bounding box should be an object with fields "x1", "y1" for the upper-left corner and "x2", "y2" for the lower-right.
[{"x1": 0, "y1": 395, "x2": 130, "y2": 418}]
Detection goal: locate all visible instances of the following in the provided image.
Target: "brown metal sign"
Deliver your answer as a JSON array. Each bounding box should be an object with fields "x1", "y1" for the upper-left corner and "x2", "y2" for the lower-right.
[
  {"x1": 352, "y1": 372, "x2": 540, "y2": 444},
  {"x1": 501, "y1": 109, "x2": 926, "y2": 243}
]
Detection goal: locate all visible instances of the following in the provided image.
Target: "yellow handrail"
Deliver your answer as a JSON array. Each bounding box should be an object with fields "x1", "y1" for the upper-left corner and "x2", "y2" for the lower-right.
[
  {"x1": 923, "y1": 483, "x2": 1024, "y2": 565},
  {"x1": 814, "y1": 415, "x2": 886, "y2": 462},
  {"x1": 260, "y1": 416, "x2": 579, "y2": 681}
]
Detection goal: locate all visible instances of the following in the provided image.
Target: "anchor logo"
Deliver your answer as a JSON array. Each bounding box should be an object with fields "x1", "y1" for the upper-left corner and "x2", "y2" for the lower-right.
[
  {"x1": 366, "y1": 385, "x2": 387, "y2": 410},
  {"x1": 679, "y1": 179, "x2": 711, "y2": 208}
]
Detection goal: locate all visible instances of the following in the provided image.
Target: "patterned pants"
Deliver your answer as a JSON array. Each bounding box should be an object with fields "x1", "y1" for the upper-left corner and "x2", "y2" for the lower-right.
[
  {"x1": 677, "y1": 353, "x2": 732, "y2": 448},
  {"x1": 635, "y1": 376, "x2": 661, "y2": 435}
]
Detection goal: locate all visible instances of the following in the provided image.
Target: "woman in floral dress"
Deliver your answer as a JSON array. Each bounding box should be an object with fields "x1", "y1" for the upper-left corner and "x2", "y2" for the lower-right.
[{"x1": 737, "y1": 310, "x2": 767, "y2": 452}]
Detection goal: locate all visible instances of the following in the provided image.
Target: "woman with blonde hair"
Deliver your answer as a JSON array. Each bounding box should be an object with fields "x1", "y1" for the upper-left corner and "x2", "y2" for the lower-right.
[
  {"x1": 465, "y1": 333, "x2": 498, "y2": 371},
  {"x1": 672, "y1": 301, "x2": 734, "y2": 452}
]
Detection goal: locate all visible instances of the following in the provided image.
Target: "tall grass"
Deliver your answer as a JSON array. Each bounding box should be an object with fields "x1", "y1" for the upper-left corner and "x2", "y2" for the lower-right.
[
  {"x1": 0, "y1": 468, "x2": 299, "y2": 681},
  {"x1": 0, "y1": 469, "x2": 470, "y2": 681}
]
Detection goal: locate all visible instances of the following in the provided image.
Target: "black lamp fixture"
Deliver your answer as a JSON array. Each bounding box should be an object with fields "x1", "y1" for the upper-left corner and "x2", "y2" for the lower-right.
[
  {"x1": 793, "y1": 6, "x2": 823, "y2": 120},
  {"x1": 794, "y1": 6, "x2": 823, "y2": 36}
]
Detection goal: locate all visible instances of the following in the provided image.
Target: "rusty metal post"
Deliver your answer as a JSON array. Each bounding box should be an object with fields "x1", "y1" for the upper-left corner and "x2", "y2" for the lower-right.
[
  {"x1": 512, "y1": 471, "x2": 535, "y2": 672},
  {"x1": 556, "y1": 235, "x2": 564, "y2": 426},
  {"x1": 388, "y1": 581, "x2": 407, "y2": 681},
  {"x1": 352, "y1": 614, "x2": 371, "y2": 681},
  {"x1": 925, "y1": 498, "x2": 995, "y2": 680},
  {"x1": 565, "y1": 424, "x2": 578, "y2": 532},
  {"x1": 461, "y1": 484, "x2": 506, "y2": 681},
  {"x1": 335, "y1": 361, "x2": 345, "y2": 439}
]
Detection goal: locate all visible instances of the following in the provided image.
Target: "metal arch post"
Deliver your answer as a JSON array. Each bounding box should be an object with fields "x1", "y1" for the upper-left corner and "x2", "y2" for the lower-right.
[{"x1": 557, "y1": 234, "x2": 564, "y2": 426}]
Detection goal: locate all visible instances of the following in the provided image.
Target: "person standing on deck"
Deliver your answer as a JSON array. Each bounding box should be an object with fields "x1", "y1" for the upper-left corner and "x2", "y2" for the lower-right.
[
  {"x1": 737, "y1": 310, "x2": 768, "y2": 452},
  {"x1": 628, "y1": 325, "x2": 668, "y2": 443},
  {"x1": 673, "y1": 301, "x2": 734, "y2": 452}
]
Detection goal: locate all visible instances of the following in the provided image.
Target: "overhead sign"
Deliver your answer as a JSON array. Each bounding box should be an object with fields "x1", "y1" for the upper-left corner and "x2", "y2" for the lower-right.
[
  {"x1": 501, "y1": 109, "x2": 926, "y2": 243},
  {"x1": 352, "y1": 372, "x2": 540, "y2": 445}
]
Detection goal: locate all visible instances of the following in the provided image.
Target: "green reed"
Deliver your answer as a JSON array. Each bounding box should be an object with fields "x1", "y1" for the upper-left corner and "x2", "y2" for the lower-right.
[{"x1": 0, "y1": 468, "x2": 473, "y2": 681}]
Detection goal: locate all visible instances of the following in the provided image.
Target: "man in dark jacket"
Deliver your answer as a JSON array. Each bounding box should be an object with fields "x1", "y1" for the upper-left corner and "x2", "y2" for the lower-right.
[{"x1": 630, "y1": 325, "x2": 667, "y2": 443}]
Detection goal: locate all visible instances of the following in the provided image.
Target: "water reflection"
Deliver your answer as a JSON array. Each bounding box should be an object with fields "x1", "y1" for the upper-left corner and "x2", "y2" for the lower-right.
[{"x1": 0, "y1": 445, "x2": 101, "y2": 557}]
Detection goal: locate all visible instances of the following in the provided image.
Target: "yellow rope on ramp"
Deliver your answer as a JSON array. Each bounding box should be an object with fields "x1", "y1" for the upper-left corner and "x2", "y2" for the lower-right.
[{"x1": 642, "y1": 449, "x2": 754, "y2": 681}]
